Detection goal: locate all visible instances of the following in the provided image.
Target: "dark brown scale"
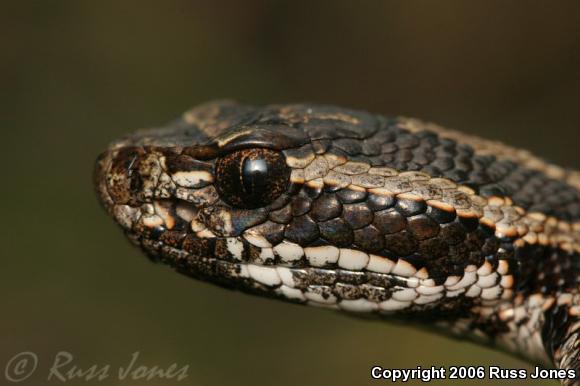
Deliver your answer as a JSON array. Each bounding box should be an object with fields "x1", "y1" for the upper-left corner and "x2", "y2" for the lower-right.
[
  {"x1": 290, "y1": 194, "x2": 311, "y2": 216},
  {"x1": 406, "y1": 215, "x2": 440, "y2": 240},
  {"x1": 439, "y1": 221, "x2": 467, "y2": 245},
  {"x1": 220, "y1": 207, "x2": 269, "y2": 236},
  {"x1": 182, "y1": 235, "x2": 215, "y2": 258},
  {"x1": 361, "y1": 138, "x2": 382, "y2": 156},
  {"x1": 333, "y1": 138, "x2": 363, "y2": 155},
  {"x1": 395, "y1": 198, "x2": 427, "y2": 217},
  {"x1": 252, "y1": 221, "x2": 286, "y2": 246},
  {"x1": 367, "y1": 193, "x2": 395, "y2": 211},
  {"x1": 268, "y1": 204, "x2": 293, "y2": 224},
  {"x1": 336, "y1": 188, "x2": 367, "y2": 203},
  {"x1": 284, "y1": 214, "x2": 320, "y2": 245},
  {"x1": 373, "y1": 209, "x2": 407, "y2": 234},
  {"x1": 214, "y1": 238, "x2": 234, "y2": 261},
  {"x1": 310, "y1": 193, "x2": 342, "y2": 222},
  {"x1": 394, "y1": 149, "x2": 414, "y2": 163},
  {"x1": 418, "y1": 238, "x2": 449, "y2": 258},
  {"x1": 158, "y1": 230, "x2": 187, "y2": 248},
  {"x1": 303, "y1": 184, "x2": 323, "y2": 200},
  {"x1": 384, "y1": 231, "x2": 418, "y2": 256},
  {"x1": 341, "y1": 202, "x2": 373, "y2": 229},
  {"x1": 354, "y1": 225, "x2": 384, "y2": 252},
  {"x1": 395, "y1": 134, "x2": 420, "y2": 149},
  {"x1": 381, "y1": 143, "x2": 398, "y2": 154},
  {"x1": 319, "y1": 218, "x2": 354, "y2": 247},
  {"x1": 430, "y1": 157, "x2": 454, "y2": 172},
  {"x1": 458, "y1": 216, "x2": 480, "y2": 232},
  {"x1": 426, "y1": 205, "x2": 456, "y2": 224}
]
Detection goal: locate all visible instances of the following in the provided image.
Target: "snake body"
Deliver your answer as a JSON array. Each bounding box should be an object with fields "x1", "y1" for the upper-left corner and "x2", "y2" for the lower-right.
[{"x1": 95, "y1": 101, "x2": 579, "y2": 384}]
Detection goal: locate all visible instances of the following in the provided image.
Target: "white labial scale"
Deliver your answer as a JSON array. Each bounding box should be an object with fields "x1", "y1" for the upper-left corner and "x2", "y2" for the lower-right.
[
  {"x1": 276, "y1": 267, "x2": 296, "y2": 287},
  {"x1": 226, "y1": 238, "x2": 244, "y2": 260},
  {"x1": 476, "y1": 272, "x2": 498, "y2": 288},
  {"x1": 446, "y1": 288, "x2": 465, "y2": 298},
  {"x1": 557, "y1": 293, "x2": 573, "y2": 305},
  {"x1": 416, "y1": 285, "x2": 444, "y2": 296},
  {"x1": 477, "y1": 260, "x2": 493, "y2": 276},
  {"x1": 238, "y1": 264, "x2": 250, "y2": 278},
  {"x1": 528, "y1": 307, "x2": 542, "y2": 328},
  {"x1": 444, "y1": 275, "x2": 461, "y2": 287},
  {"x1": 414, "y1": 267, "x2": 429, "y2": 279},
  {"x1": 465, "y1": 285, "x2": 482, "y2": 298},
  {"x1": 497, "y1": 260, "x2": 509, "y2": 275},
  {"x1": 304, "y1": 246, "x2": 339, "y2": 267},
  {"x1": 446, "y1": 269, "x2": 477, "y2": 291},
  {"x1": 243, "y1": 233, "x2": 272, "y2": 248},
  {"x1": 391, "y1": 288, "x2": 418, "y2": 301},
  {"x1": 378, "y1": 299, "x2": 412, "y2": 312},
  {"x1": 500, "y1": 275, "x2": 514, "y2": 289},
  {"x1": 391, "y1": 259, "x2": 417, "y2": 277},
  {"x1": 259, "y1": 248, "x2": 275, "y2": 260},
  {"x1": 481, "y1": 285, "x2": 502, "y2": 300},
  {"x1": 419, "y1": 278, "x2": 436, "y2": 287},
  {"x1": 338, "y1": 249, "x2": 369, "y2": 270},
  {"x1": 247, "y1": 264, "x2": 281, "y2": 286},
  {"x1": 414, "y1": 293, "x2": 443, "y2": 305},
  {"x1": 366, "y1": 254, "x2": 395, "y2": 273},
  {"x1": 339, "y1": 299, "x2": 378, "y2": 312},
  {"x1": 273, "y1": 241, "x2": 304, "y2": 262},
  {"x1": 277, "y1": 285, "x2": 306, "y2": 301},
  {"x1": 399, "y1": 276, "x2": 419, "y2": 288}
]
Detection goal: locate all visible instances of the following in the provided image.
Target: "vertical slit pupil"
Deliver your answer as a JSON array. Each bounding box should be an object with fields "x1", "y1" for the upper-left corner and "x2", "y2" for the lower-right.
[{"x1": 242, "y1": 157, "x2": 268, "y2": 195}]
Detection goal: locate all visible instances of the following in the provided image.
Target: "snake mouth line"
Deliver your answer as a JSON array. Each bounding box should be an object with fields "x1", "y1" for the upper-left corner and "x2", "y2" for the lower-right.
[{"x1": 142, "y1": 234, "x2": 486, "y2": 316}]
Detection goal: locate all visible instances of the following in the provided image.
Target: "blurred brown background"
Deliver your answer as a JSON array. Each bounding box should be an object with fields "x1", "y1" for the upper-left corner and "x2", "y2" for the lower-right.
[{"x1": 1, "y1": 1, "x2": 579, "y2": 385}]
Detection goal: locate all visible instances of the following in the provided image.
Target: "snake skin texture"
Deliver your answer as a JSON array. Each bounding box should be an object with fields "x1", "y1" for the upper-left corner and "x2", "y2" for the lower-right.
[{"x1": 95, "y1": 101, "x2": 580, "y2": 385}]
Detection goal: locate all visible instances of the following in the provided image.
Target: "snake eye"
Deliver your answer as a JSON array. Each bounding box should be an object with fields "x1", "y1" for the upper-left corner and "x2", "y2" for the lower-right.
[{"x1": 215, "y1": 148, "x2": 290, "y2": 209}]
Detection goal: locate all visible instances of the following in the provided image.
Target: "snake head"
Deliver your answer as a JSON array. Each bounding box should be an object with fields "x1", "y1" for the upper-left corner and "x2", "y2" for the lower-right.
[
  {"x1": 96, "y1": 102, "x2": 580, "y2": 372},
  {"x1": 94, "y1": 101, "x2": 509, "y2": 312}
]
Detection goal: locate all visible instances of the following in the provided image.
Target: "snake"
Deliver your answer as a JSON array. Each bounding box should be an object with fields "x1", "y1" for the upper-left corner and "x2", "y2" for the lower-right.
[{"x1": 94, "y1": 101, "x2": 579, "y2": 384}]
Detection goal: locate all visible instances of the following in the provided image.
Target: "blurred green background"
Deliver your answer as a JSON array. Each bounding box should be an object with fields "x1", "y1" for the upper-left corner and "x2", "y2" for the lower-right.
[{"x1": 1, "y1": 1, "x2": 579, "y2": 385}]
